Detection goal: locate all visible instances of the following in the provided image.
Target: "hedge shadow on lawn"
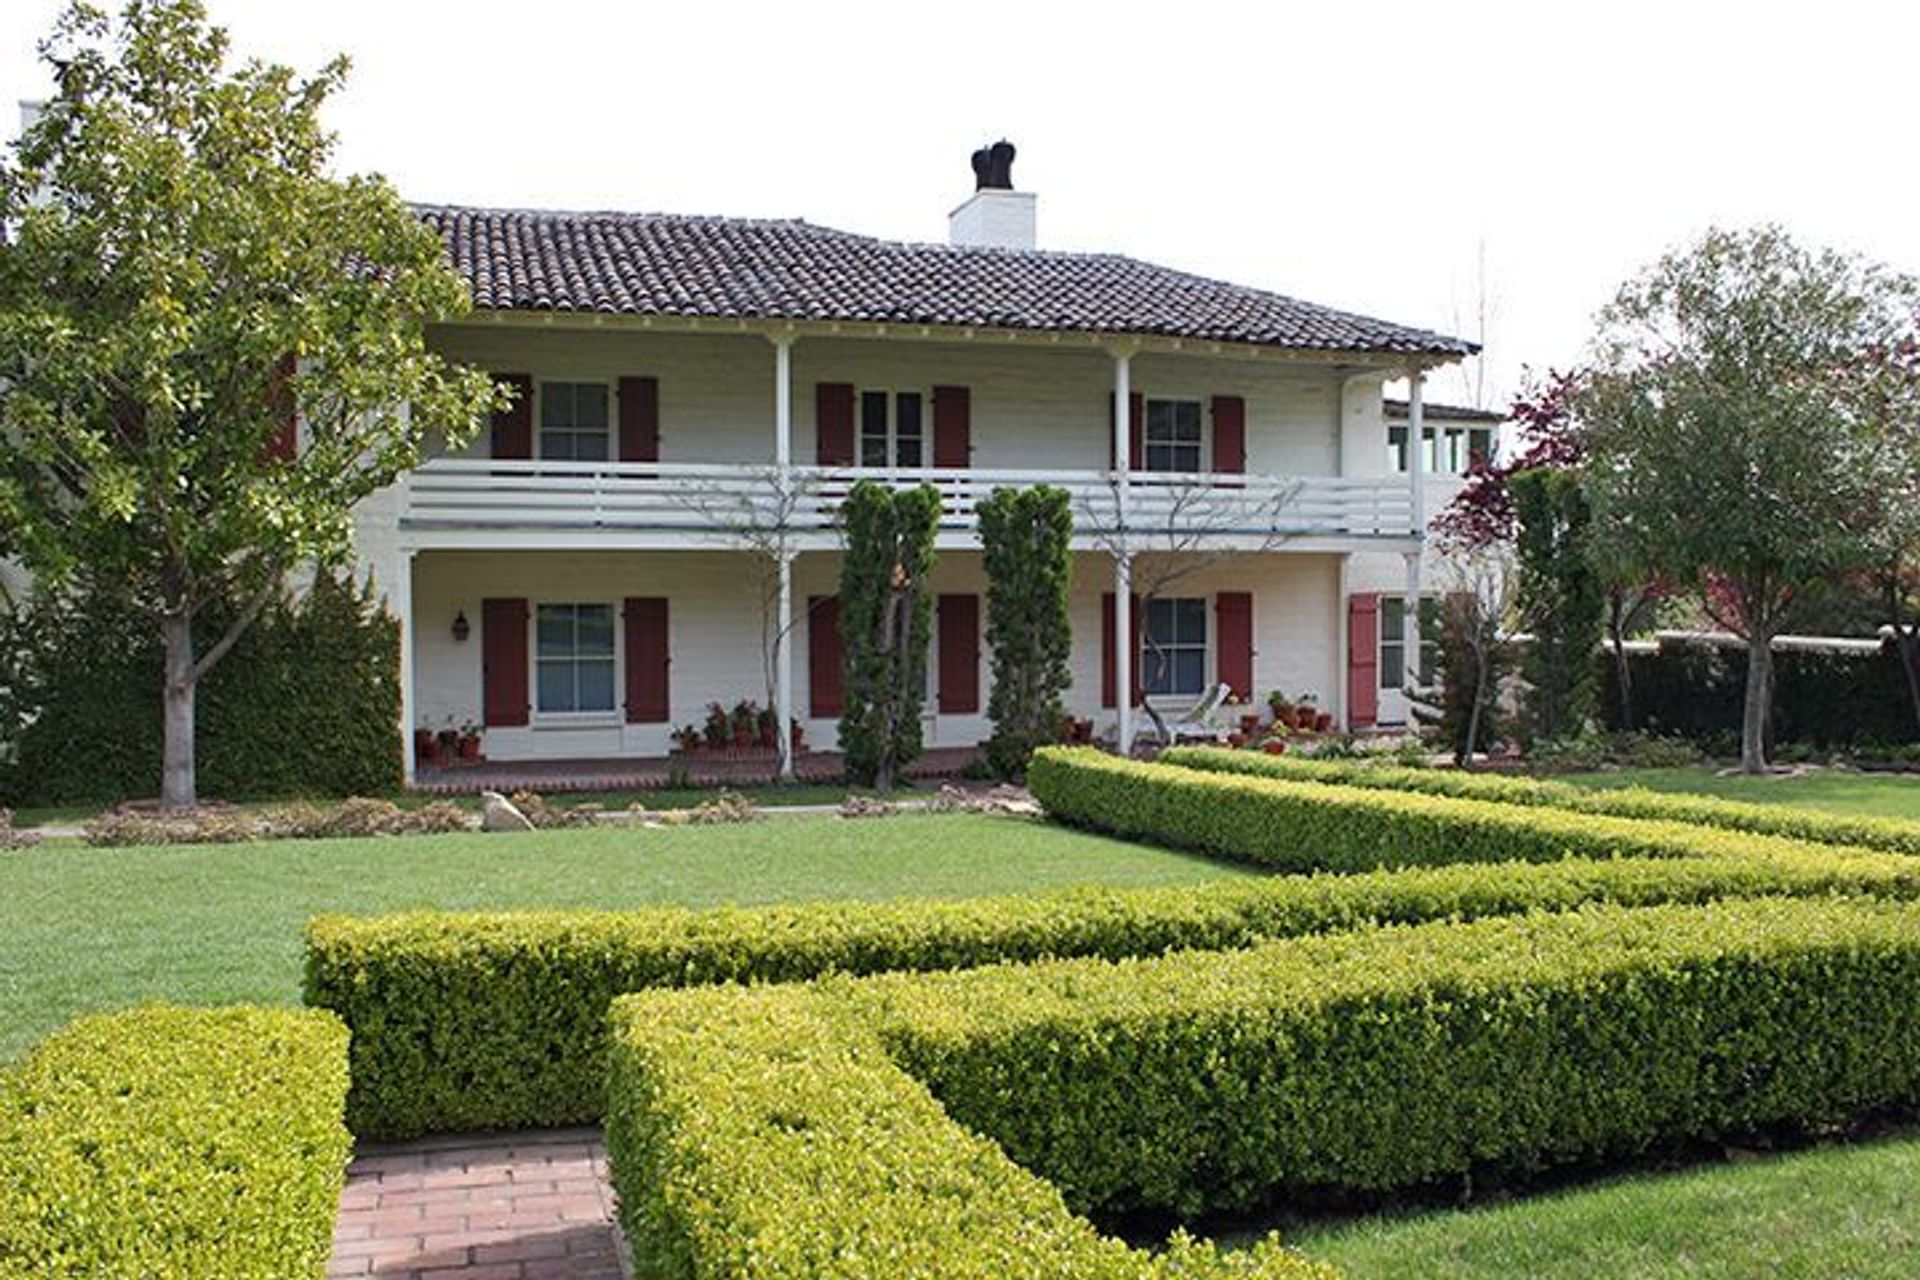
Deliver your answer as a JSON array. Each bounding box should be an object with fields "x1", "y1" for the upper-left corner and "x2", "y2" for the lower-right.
[{"x1": 604, "y1": 897, "x2": 1920, "y2": 1279}]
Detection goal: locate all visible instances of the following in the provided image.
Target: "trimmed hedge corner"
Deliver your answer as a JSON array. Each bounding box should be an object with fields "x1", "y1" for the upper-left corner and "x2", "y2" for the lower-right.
[
  {"x1": 605, "y1": 985, "x2": 1333, "y2": 1280},
  {"x1": 307, "y1": 842, "x2": 1920, "y2": 1138},
  {"x1": 1027, "y1": 747, "x2": 1905, "y2": 873},
  {"x1": 1160, "y1": 745, "x2": 1920, "y2": 856},
  {"x1": 0, "y1": 1005, "x2": 351, "y2": 1279}
]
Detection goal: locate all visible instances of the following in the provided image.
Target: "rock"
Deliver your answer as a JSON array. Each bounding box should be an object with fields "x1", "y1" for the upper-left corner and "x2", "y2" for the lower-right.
[{"x1": 480, "y1": 790, "x2": 535, "y2": 832}]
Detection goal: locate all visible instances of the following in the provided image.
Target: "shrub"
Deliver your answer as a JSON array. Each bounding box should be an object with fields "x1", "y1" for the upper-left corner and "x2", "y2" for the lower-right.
[
  {"x1": 605, "y1": 985, "x2": 1329, "y2": 1280},
  {"x1": 79, "y1": 796, "x2": 472, "y2": 846},
  {"x1": 1159, "y1": 745, "x2": 1920, "y2": 857},
  {"x1": 0, "y1": 1005, "x2": 351, "y2": 1278},
  {"x1": 860, "y1": 897, "x2": 1920, "y2": 1217},
  {"x1": 978, "y1": 485, "x2": 1075, "y2": 779},
  {"x1": 81, "y1": 806, "x2": 262, "y2": 847},
  {"x1": 507, "y1": 790, "x2": 598, "y2": 829},
  {"x1": 306, "y1": 845, "x2": 1920, "y2": 1138},
  {"x1": 0, "y1": 809, "x2": 41, "y2": 851}
]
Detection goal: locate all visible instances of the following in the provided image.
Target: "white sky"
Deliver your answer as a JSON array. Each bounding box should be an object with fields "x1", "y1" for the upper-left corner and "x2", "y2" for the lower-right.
[{"x1": 6, "y1": 0, "x2": 1918, "y2": 410}]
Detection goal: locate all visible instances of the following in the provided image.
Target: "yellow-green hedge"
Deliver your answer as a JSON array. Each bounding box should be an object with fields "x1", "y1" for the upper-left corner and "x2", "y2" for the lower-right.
[
  {"x1": 308, "y1": 840, "x2": 1920, "y2": 1138},
  {"x1": 1028, "y1": 747, "x2": 1902, "y2": 873},
  {"x1": 1161, "y1": 746, "x2": 1920, "y2": 856},
  {"x1": 0, "y1": 1005, "x2": 352, "y2": 1279},
  {"x1": 605, "y1": 985, "x2": 1332, "y2": 1280}
]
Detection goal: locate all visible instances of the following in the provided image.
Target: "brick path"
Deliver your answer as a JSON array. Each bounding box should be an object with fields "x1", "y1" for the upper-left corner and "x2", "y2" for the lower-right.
[{"x1": 329, "y1": 1129, "x2": 628, "y2": 1279}]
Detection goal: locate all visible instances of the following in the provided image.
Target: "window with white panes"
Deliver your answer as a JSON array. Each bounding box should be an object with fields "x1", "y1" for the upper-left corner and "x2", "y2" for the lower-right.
[
  {"x1": 535, "y1": 603, "x2": 616, "y2": 714},
  {"x1": 859, "y1": 390, "x2": 925, "y2": 468},
  {"x1": 1379, "y1": 596, "x2": 1440, "y2": 690},
  {"x1": 1144, "y1": 399, "x2": 1203, "y2": 473},
  {"x1": 1142, "y1": 597, "x2": 1208, "y2": 696},
  {"x1": 538, "y1": 382, "x2": 610, "y2": 461}
]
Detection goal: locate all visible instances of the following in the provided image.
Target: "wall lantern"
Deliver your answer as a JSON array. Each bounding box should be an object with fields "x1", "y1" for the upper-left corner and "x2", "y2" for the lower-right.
[{"x1": 451, "y1": 610, "x2": 471, "y2": 643}]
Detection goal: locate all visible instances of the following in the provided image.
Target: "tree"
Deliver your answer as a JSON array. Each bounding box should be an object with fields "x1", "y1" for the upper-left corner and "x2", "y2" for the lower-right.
[
  {"x1": 977, "y1": 485, "x2": 1074, "y2": 779},
  {"x1": 837, "y1": 481, "x2": 940, "y2": 789},
  {"x1": 1508, "y1": 466, "x2": 1603, "y2": 743},
  {"x1": 0, "y1": 1, "x2": 495, "y2": 809},
  {"x1": 1578, "y1": 226, "x2": 1920, "y2": 773},
  {"x1": 1411, "y1": 558, "x2": 1514, "y2": 766}
]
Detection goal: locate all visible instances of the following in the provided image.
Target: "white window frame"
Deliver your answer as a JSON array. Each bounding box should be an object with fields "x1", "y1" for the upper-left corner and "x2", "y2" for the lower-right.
[
  {"x1": 1141, "y1": 596, "x2": 1210, "y2": 698},
  {"x1": 1142, "y1": 397, "x2": 1205, "y2": 474},
  {"x1": 532, "y1": 600, "x2": 622, "y2": 723},
  {"x1": 857, "y1": 388, "x2": 928, "y2": 470},
  {"x1": 535, "y1": 379, "x2": 614, "y2": 463},
  {"x1": 1378, "y1": 595, "x2": 1440, "y2": 691}
]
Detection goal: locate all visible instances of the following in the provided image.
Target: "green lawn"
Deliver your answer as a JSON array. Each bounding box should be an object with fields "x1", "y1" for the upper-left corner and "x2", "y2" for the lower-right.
[
  {"x1": 1292, "y1": 1131, "x2": 1920, "y2": 1278},
  {"x1": 0, "y1": 813, "x2": 1245, "y2": 1062},
  {"x1": 1559, "y1": 766, "x2": 1920, "y2": 819}
]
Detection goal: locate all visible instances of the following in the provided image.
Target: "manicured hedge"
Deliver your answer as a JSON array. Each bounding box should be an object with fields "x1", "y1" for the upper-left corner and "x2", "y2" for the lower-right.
[
  {"x1": 605, "y1": 986, "x2": 1330, "y2": 1279},
  {"x1": 858, "y1": 897, "x2": 1920, "y2": 1216},
  {"x1": 0, "y1": 1005, "x2": 352, "y2": 1279},
  {"x1": 1160, "y1": 745, "x2": 1920, "y2": 856},
  {"x1": 1029, "y1": 746, "x2": 1906, "y2": 874},
  {"x1": 308, "y1": 843, "x2": 1920, "y2": 1138}
]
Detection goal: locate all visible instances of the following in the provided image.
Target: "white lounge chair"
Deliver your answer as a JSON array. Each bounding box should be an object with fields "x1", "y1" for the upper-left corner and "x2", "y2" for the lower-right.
[{"x1": 1115, "y1": 682, "x2": 1234, "y2": 752}]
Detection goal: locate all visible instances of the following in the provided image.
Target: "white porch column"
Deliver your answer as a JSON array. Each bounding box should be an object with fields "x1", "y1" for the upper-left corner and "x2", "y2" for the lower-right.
[
  {"x1": 1112, "y1": 346, "x2": 1134, "y2": 755},
  {"x1": 394, "y1": 548, "x2": 418, "y2": 785},
  {"x1": 772, "y1": 332, "x2": 794, "y2": 468},
  {"x1": 775, "y1": 551, "x2": 795, "y2": 780},
  {"x1": 1404, "y1": 371, "x2": 1427, "y2": 696}
]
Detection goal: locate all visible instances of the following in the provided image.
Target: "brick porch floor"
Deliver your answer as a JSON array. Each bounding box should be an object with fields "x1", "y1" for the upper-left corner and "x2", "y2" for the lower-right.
[
  {"x1": 413, "y1": 744, "x2": 982, "y2": 795},
  {"x1": 329, "y1": 1129, "x2": 628, "y2": 1279}
]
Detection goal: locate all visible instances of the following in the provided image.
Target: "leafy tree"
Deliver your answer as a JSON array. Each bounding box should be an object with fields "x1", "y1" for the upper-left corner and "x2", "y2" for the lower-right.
[
  {"x1": 1411, "y1": 562, "x2": 1514, "y2": 766},
  {"x1": 1577, "y1": 226, "x2": 1919, "y2": 773},
  {"x1": 837, "y1": 481, "x2": 940, "y2": 789},
  {"x1": 0, "y1": 1, "x2": 496, "y2": 808},
  {"x1": 1509, "y1": 466, "x2": 1604, "y2": 743},
  {"x1": 977, "y1": 485, "x2": 1074, "y2": 779}
]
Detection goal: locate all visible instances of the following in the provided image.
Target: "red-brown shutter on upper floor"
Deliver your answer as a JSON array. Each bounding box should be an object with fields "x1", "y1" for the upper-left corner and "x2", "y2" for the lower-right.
[
  {"x1": 1107, "y1": 392, "x2": 1144, "y2": 469},
  {"x1": 482, "y1": 597, "x2": 531, "y2": 727},
  {"x1": 809, "y1": 596, "x2": 843, "y2": 717},
  {"x1": 265, "y1": 352, "x2": 298, "y2": 462},
  {"x1": 1100, "y1": 592, "x2": 1143, "y2": 708},
  {"x1": 622, "y1": 597, "x2": 670, "y2": 724},
  {"x1": 1215, "y1": 591, "x2": 1253, "y2": 700},
  {"x1": 816, "y1": 383, "x2": 855, "y2": 466},
  {"x1": 932, "y1": 385, "x2": 971, "y2": 469},
  {"x1": 1348, "y1": 593, "x2": 1380, "y2": 729},
  {"x1": 491, "y1": 374, "x2": 534, "y2": 460},
  {"x1": 1210, "y1": 395, "x2": 1246, "y2": 475},
  {"x1": 618, "y1": 376, "x2": 660, "y2": 463},
  {"x1": 937, "y1": 594, "x2": 981, "y2": 714}
]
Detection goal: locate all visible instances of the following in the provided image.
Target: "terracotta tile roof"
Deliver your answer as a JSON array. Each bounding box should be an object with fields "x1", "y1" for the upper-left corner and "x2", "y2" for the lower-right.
[
  {"x1": 1383, "y1": 398, "x2": 1504, "y2": 423},
  {"x1": 417, "y1": 205, "x2": 1476, "y2": 358}
]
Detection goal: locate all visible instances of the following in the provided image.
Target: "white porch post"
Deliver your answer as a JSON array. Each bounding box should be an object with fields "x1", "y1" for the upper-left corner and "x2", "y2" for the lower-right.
[
  {"x1": 1112, "y1": 346, "x2": 1134, "y2": 755},
  {"x1": 771, "y1": 332, "x2": 797, "y2": 779},
  {"x1": 395, "y1": 548, "x2": 418, "y2": 785},
  {"x1": 1404, "y1": 368, "x2": 1427, "y2": 695}
]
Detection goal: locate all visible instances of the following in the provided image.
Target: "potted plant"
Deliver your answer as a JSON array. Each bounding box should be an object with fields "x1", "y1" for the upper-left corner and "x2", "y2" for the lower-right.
[
  {"x1": 457, "y1": 720, "x2": 484, "y2": 762},
  {"x1": 435, "y1": 721, "x2": 460, "y2": 766},
  {"x1": 1266, "y1": 690, "x2": 1292, "y2": 724},
  {"x1": 756, "y1": 705, "x2": 779, "y2": 750},
  {"x1": 703, "y1": 702, "x2": 731, "y2": 750},
  {"x1": 790, "y1": 718, "x2": 806, "y2": 753},
  {"x1": 730, "y1": 699, "x2": 758, "y2": 750},
  {"x1": 672, "y1": 723, "x2": 703, "y2": 754},
  {"x1": 1262, "y1": 733, "x2": 1289, "y2": 755},
  {"x1": 413, "y1": 725, "x2": 435, "y2": 766},
  {"x1": 1313, "y1": 710, "x2": 1335, "y2": 734}
]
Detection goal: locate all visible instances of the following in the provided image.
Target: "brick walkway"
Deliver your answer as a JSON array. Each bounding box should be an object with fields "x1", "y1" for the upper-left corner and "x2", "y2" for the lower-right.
[{"x1": 329, "y1": 1130, "x2": 628, "y2": 1279}]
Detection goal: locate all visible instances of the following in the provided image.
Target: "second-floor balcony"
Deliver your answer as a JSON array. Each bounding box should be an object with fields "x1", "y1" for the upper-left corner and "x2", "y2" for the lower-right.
[{"x1": 398, "y1": 458, "x2": 1419, "y2": 551}]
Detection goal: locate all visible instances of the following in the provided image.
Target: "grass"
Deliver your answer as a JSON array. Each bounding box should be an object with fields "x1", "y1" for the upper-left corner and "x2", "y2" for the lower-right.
[
  {"x1": 1560, "y1": 766, "x2": 1920, "y2": 819},
  {"x1": 0, "y1": 813, "x2": 1246, "y2": 1062},
  {"x1": 1290, "y1": 1130, "x2": 1920, "y2": 1278}
]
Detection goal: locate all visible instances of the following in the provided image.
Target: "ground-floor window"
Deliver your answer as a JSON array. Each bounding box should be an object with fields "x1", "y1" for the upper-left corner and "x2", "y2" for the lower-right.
[
  {"x1": 1143, "y1": 596, "x2": 1207, "y2": 696},
  {"x1": 535, "y1": 603, "x2": 616, "y2": 713},
  {"x1": 1380, "y1": 595, "x2": 1440, "y2": 689}
]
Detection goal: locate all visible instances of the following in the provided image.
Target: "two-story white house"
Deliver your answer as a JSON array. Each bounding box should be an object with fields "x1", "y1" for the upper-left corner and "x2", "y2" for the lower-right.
[{"x1": 351, "y1": 148, "x2": 1481, "y2": 782}]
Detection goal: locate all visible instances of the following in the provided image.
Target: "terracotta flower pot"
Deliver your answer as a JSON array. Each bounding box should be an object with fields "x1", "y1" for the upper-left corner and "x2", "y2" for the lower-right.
[
  {"x1": 1314, "y1": 712, "x2": 1334, "y2": 734},
  {"x1": 1263, "y1": 739, "x2": 1288, "y2": 755}
]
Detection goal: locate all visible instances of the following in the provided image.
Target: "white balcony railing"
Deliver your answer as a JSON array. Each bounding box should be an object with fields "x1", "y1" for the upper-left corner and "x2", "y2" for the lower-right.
[{"x1": 401, "y1": 459, "x2": 1416, "y2": 542}]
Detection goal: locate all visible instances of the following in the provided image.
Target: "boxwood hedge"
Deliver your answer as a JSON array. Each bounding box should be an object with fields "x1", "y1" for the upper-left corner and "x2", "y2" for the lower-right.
[
  {"x1": 605, "y1": 986, "x2": 1331, "y2": 1280},
  {"x1": 1028, "y1": 747, "x2": 1907, "y2": 873},
  {"x1": 309, "y1": 841, "x2": 1920, "y2": 1138},
  {"x1": 0, "y1": 1005, "x2": 351, "y2": 1279},
  {"x1": 1160, "y1": 745, "x2": 1920, "y2": 856}
]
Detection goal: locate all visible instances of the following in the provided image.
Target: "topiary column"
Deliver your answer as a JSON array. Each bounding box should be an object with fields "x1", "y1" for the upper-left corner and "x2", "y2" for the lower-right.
[
  {"x1": 837, "y1": 482, "x2": 940, "y2": 789},
  {"x1": 978, "y1": 486, "x2": 1074, "y2": 779}
]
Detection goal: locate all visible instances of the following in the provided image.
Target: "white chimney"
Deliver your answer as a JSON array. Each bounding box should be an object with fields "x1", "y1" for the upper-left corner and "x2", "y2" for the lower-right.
[
  {"x1": 949, "y1": 139, "x2": 1035, "y2": 251},
  {"x1": 19, "y1": 99, "x2": 44, "y2": 139}
]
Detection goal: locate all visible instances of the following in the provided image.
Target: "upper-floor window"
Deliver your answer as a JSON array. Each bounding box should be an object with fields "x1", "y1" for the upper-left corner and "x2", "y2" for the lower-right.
[
  {"x1": 1144, "y1": 399, "x2": 1203, "y2": 473},
  {"x1": 539, "y1": 382, "x2": 611, "y2": 462},
  {"x1": 1142, "y1": 596, "x2": 1207, "y2": 696},
  {"x1": 860, "y1": 390, "x2": 924, "y2": 468},
  {"x1": 1379, "y1": 595, "x2": 1440, "y2": 689},
  {"x1": 1388, "y1": 424, "x2": 1495, "y2": 475},
  {"x1": 535, "y1": 602, "x2": 616, "y2": 714}
]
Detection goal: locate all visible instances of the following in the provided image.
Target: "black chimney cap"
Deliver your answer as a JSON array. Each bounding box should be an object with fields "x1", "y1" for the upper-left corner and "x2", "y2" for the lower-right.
[{"x1": 970, "y1": 139, "x2": 1016, "y2": 191}]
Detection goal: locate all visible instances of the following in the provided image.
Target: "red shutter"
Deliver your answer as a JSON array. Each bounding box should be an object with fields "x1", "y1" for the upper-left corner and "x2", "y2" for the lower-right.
[
  {"x1": 618, "y1": 376, "x2": 660, "y2": 463},
  {"x1": 932, "y1": 385, "x2": 971, "y2": 469},
  {"x1": 265, "y1": 352, "x2": 298, "y2": 462},
  {"x1": 1215, "y1": 591, "x2": 1253, "y2": 700},
  {"x1": 1107, "y1": 392, "x2": 1145, "y2": 468},
  {"x1": 1348, "y1": 593, "x2": 1380, "y2": 729},
  {"x1": 1211, "y1": 395, "x2": 1246, "y2": 475},
  {"x1": 809, "y1": 596, "x2": 843, "y2": 717},
  {"x1": 491, "y1": 374, "x2": 534, "y2": 460},
  {"x1": 482, "y1": 597, "x2": 530, "y2": 727},
  {"x1": 1100, "y1": 592, "x2": 1143, "y2": 708},
  {"x1": 816, "y1": 383, "x2": 855, "y2": 466},
  {"x1": 622, "y1": 597, "x2": 670, "y2": 723},
  {"x1": 937, "y1": 594, "x2": 981, "y2": 714}
]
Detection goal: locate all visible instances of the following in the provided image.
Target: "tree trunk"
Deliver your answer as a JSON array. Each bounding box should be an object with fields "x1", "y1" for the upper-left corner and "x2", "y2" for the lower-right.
[
  {"x1": 1740, "y1": 628, "x2": 1774, "y2": 775},
  {"x1": 160, "y1": 611, "x2": 197, "y2": 811},
  {"x1": 1608, "y1": 594, "x2": 1635, "y2": 731}
]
